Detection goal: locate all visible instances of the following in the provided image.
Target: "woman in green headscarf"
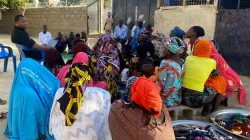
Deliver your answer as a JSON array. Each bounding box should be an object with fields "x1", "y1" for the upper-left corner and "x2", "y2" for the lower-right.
[{"x1": 156, "y1": 34, "x2": 185, "y2": 108}]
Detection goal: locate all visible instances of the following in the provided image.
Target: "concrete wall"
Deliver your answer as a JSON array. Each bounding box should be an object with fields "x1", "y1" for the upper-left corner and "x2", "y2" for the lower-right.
[
  {"x1": 0, "y1": 7, "x2": 88, "y2": 37},
  {"x1": 154, "y1": 5, "x2": 217, "y2": 40},
  {"x1": 215, "y1": 9, "x2": 250, "y2": 76}
]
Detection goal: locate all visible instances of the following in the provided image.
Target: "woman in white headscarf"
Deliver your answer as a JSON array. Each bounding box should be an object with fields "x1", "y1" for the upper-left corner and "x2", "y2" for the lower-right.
[{"x1": 49, "y1": 53, "x2": 112, "y2": 140}]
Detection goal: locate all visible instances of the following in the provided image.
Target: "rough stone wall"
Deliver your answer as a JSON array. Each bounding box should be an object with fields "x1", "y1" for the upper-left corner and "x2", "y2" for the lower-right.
[
  {"x1": 0, "y1": 7, "x2": 87, "y2": 37},
  {"x1": 154, "y1": 5, "x2": 217, "y2": 40},
  {"x1": 215, "y1": 9, "x2": 250, "y2": 75}
]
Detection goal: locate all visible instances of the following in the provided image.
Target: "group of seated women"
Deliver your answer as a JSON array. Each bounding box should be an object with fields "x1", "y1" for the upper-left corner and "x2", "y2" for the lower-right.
[{"x1": 4, "y1": 26, "x2": 247, "y2": 140}]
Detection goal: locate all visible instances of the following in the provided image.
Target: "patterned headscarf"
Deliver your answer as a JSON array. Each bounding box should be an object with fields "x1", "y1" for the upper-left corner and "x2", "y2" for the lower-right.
[
  {"x1": 152, "y1": 32, "x2": 165, "y2": 58},
  {"x1": 166, "y1": 37, "x2": 185, "y2": 55},
  {"x1": 156, "y1": 33, "x2": 185, "y2": 57},
  {"x1": 57, "y1": 63, "x2": 91, "y2": 126},
  {"x1": 101, "y1": 34, "x2": 111, "y2": 43}
]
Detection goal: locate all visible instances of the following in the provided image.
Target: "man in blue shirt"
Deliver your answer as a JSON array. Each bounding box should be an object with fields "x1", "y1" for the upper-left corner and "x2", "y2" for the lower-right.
[
  {"x1": 129, "y1": 20, "x2": 145, "y2": 53},
  {"x1": 114, "y1": 19, "x2": 128, "y2": 46}
]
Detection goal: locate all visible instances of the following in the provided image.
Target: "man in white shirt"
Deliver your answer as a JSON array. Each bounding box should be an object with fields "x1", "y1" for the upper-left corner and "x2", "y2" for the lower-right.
[{"x1": 39, "y1": 25, "x2": 52, "y2": 45}]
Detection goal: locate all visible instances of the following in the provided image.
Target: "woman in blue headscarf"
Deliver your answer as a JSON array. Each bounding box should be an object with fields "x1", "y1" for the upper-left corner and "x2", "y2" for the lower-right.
[
  {"x1": 170, "y1": 26, "x2": 186, "y2": 40},
  {"x1": 156, "y1": 34, "x2": 185, "y2": 108},
  {"x1": 5, "y1": 58, "x2": 60, "y2": 140}
]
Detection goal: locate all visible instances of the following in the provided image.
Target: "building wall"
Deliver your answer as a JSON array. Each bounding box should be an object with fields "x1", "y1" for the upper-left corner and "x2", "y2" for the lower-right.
[
  {"x1": 215, "y1": 9, "x2": 250, "y2": 75},
  {"x1": 154, "y1": 5, "x2": 217, "y2": 40},
  {"x1": 0, "y1": 7, "x2": 88, "y2": 37}
]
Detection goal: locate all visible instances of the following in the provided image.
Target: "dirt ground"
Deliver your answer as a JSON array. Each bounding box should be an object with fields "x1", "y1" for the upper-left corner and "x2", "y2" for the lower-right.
[{"x1": 0, "y1": 34, "x2": 249, "y2": 139}]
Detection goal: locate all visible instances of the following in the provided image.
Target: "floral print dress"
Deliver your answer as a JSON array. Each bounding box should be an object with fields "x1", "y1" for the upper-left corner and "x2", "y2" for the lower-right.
[{"x1": 158, "y1": 59, "x2": 184, "y2": 108}]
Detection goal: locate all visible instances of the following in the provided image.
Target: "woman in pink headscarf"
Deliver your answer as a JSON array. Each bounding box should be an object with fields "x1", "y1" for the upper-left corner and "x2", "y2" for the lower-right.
[
  {"x1": 209, "y1": 43, "x2": 247, "y2": 106},
  {"x1": 57, "y1": 52, "x2": 108, "y2": 90}
]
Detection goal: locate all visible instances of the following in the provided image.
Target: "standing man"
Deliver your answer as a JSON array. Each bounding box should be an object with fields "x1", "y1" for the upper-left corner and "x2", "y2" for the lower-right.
[
  {"x1": 11, "y1": 15, "x2": 51, "y2": 61},
  {"x1": 129, "y1": 19, "x2": 145, "y2": 53},
  {"x1": 39, "y1": 25, "x2": 52, "y2": 45},
  {"x1": 114, "y1": 19, "x2": 128, "y2": 46},
  {"x1": 104, "y1": 12, "x2": 113, "y2": 34}
]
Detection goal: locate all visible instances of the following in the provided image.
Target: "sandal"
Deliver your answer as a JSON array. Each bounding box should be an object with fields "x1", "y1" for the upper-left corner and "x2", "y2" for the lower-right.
[
  {"x1": 0, "y1": 98, "x2": 7, "y2": 105},
  {"x1": 0, "y1": 112, "x2": 8, "y2": 119}
]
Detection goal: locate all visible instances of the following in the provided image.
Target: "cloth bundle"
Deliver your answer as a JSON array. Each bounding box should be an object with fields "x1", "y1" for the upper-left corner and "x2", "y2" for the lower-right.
[
  {"x1": 216, "y1": 114, "x2": 250, "y2": 137},
  {"x1": 174, "y1": 124, "x2": 233, "y2": 140}
]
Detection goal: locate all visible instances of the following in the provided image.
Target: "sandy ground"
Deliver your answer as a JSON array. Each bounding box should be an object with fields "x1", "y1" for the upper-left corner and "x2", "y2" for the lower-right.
[{"x1": 0, "y1": 34, "x2": 249, "y2": 139}]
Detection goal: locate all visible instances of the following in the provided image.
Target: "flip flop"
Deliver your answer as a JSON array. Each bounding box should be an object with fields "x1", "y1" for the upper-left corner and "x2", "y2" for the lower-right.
[
  {"x1": 0, "y1": 98, "x2": 6, "y2": 105},
  {"x1": 0, "y1": 112, "x2": 8, "y2": 119}
]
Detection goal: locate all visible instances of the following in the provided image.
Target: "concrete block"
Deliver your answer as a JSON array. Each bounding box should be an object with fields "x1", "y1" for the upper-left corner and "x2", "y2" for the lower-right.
[
  {"x1": 73, "y1": 11, "x2": 79, "y2": 15},
  {"x1": 168, "y1": 105, "x2": 202, "y2": 120},
  {"x1": 64, "y1": 15, "x2": 69, "y2": 19},
  {"x1": 55, "y1": 8, "x2": 61, "y2": 11},
  {"x1": 76, "y1": 15, "x2": 81, "y2": 18},
  {"x1": 81, "y1": 7, "x2": 86, "y2": 10},
  {"x1": 62, "y1": 11, "x2": 68, "y2": 15},
  {"x1": 51, "y1": 11, "x2": 57, "y2": 15}
]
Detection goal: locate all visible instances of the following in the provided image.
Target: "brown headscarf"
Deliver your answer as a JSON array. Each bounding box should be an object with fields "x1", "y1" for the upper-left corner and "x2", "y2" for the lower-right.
[{"x1": 73, "y1": 42, "x2": 90, "y2": 58}]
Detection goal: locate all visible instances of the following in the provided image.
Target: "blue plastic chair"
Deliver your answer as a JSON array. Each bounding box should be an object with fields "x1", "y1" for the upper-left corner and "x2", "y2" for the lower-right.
[
  {"x1": 0, "y1": 44, "x2": 17, "y2": 73},
  {"x1": 15, "y1": 44, "x2": 45, "y2": 63}
]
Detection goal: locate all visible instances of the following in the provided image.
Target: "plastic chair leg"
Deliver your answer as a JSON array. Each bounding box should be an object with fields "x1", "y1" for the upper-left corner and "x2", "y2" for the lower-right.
[
  {"x1": 3, "y1": 57, "x2": 8, "y2": 72},
  {"x1": 13, "y1": 55, "x2": 17, "y2": 73}
]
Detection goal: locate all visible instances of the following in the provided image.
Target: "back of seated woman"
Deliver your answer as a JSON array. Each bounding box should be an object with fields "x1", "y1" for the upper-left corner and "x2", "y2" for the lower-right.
[
  {"x1": 156, "y1": 35, "x2": 185, "y2": 108},
  {"x1": 5, "y1": 58, "x2": 60, "y2": 140},
  {"x1": 50, "y1": 62, "x2": 111, "y2": 140},
  {"x1": 182, "y1": 40, "x2": 220, "y2": 115},
  {"x1": 109, "y1": 64, "x2": 175, "y2": 140}
]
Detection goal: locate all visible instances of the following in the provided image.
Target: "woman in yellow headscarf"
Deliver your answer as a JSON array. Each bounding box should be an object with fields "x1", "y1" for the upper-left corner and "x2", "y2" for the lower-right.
[{"x1": 182, "y1": 40, "x2": 226, "y2": 116}]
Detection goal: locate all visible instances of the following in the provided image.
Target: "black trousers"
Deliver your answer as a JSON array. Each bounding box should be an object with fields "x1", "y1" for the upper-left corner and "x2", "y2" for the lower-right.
[{"x1": 23, "y1": 50, "x2": 42, "y2": 61}]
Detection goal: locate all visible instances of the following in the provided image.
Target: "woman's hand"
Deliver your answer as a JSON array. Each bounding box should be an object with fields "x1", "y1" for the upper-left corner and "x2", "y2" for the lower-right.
[
  {"x1": 211, "y1": 69, "x2": 221, "y2": 76},
  {"x1": 155, "y1": 66, "x2": 159, "y2": 76}
]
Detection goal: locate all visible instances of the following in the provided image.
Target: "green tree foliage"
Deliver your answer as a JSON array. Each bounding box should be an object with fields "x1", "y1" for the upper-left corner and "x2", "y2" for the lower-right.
[
  {"x1": 58, "y1": 0, "x2": 84, "y2": 6},
  {"x1": 104, "y1": 0, "x2": 111, "y2": 8},
  {"x1": 0, "y1": 0, "x2": 34, "y2": 9}
]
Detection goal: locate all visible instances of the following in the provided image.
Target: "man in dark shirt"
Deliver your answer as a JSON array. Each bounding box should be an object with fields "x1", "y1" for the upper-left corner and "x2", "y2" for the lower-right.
[
  {"x1": 66, "y1": 32, "x2": 74, "y2": 54},
  {"x1": 11, "y1": 15, "x2": 51, "y2": 61}
]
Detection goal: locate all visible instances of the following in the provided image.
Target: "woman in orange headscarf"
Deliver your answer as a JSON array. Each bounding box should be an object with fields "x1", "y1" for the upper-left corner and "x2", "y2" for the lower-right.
[
  {"x1": 182, "y1": 40, "x2": 226, "y2": 116},
  {"x1": 108, "y1": 64, "x2": 175, "y2": 140}
]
